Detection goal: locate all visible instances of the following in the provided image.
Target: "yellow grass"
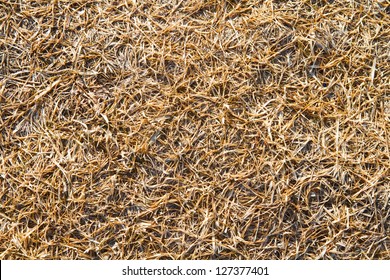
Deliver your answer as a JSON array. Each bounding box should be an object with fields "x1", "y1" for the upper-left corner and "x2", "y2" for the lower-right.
[{"x1": 0, "y1": 0, "x2": 389, "y2": 259}]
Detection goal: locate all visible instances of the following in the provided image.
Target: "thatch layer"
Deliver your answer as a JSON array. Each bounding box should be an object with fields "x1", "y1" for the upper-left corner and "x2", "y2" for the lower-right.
[{"x1": 0, "y1": 0, "x2": 389, "y2": 259}]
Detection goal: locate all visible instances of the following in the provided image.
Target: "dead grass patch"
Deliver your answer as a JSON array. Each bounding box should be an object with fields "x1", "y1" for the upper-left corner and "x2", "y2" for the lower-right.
[{"x1": 0, "y1": 0, "x2": 389, "y2": 259}]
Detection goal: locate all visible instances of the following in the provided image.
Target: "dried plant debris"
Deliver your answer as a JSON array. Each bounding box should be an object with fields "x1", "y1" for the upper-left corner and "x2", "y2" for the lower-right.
[{"x1": 0, "y1": 0, "x2": 389, "y2": 260}]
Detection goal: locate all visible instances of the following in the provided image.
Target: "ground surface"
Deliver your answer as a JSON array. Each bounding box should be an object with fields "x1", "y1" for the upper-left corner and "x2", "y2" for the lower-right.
[{"x1": 0, "y1": 0, "x2": 389, "y2": 259}]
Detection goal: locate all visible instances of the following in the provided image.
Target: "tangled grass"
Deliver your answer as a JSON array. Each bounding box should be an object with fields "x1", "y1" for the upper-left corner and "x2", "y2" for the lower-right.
[{"x1": 0, "y1": 0, "x2": 389, "y2": 259}]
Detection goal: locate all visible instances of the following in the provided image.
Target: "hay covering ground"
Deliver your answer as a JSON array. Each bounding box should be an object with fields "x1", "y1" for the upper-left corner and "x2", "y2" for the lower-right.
[{"x1": 0, "y1": 0, "x2": 389, "y2": 260}]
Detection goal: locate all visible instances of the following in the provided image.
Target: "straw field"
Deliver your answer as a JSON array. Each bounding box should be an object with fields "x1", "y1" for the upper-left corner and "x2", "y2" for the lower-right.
[{"x1": 0, "y1": 0, "x2": 389, "y2": 259}]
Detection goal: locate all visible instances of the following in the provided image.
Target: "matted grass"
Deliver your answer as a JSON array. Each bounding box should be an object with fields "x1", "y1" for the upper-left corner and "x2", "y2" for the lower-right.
[{"x1": 0, "y1": 0, "x2": 389, "y2": 259}]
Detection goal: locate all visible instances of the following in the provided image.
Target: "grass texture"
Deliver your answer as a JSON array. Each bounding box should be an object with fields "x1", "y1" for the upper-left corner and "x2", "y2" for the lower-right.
[{"x1": 0, "y1": 0, "x2": 389, "y2": 259}]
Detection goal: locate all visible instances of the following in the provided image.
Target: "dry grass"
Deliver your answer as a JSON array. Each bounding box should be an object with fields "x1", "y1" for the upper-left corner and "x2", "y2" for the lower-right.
[{"x1": 0, "y1": 0, "x2": 389, "y2": 259}]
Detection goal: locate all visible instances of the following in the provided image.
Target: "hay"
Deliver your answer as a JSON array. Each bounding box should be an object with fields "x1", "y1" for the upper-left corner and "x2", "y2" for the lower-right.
[{"x1": 0, "y1": 0, "x2": 389, "y2": 260}]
